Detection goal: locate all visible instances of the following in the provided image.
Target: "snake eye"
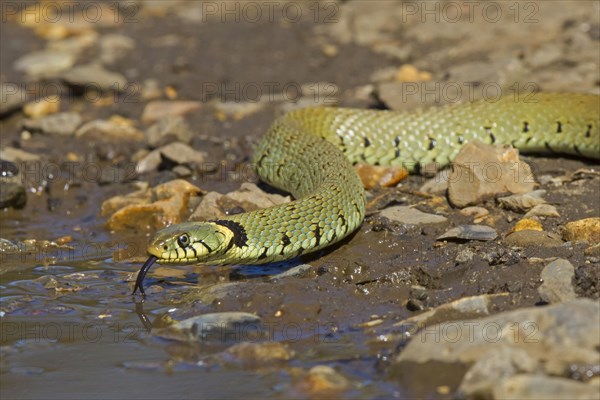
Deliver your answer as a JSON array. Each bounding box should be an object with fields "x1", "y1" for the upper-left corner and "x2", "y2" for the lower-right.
[{"x1": 177, "y1": 233, "x2": 190, "y2": 248}]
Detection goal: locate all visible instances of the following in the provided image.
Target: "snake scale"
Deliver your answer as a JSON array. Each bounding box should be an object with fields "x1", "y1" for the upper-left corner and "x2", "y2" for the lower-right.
[{"x1": 133, "y1": 92, "x2": 600, "y2": 295}]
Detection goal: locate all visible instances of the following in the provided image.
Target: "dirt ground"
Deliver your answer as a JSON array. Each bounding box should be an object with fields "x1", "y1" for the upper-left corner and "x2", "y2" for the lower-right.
[{"x1": 1, "y1": 1, "x2": 599, "y2": 399}]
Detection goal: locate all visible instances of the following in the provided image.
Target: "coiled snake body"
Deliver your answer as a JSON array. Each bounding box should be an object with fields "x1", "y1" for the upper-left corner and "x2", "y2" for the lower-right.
[{"x1": 133, "y1": 93, "x2": 599, "y2": 294}]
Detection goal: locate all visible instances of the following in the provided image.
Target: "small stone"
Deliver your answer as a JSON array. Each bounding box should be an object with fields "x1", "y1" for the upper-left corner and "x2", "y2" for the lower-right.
[
  {"x1": 448, "y1": 141, "x2": 535, "y2": 208},
  {"x1": 99, "y1": 34, "x2": 135, "y2": 65},
  {"x1": 295, "y1": 365, "x2": 349, "y2": 395},
  {"x1": 394, "y1": 64, "x2": 432, "y2": 82},
  {"x1": 23, "y1": 96, "x2": 60, "y2": 118},
  {"x1": 214, "y1": 102, "x2": 265, "y2": 120},
  {"x1": 538, "y1": 258, "x2": 577, "y2": 303},
  {"x1": 145, "y1": 116, "x2": 193, "y2": 147},
  {"x1": 269, "y1": 264, "x2": 313, "y2": 280},
  {"x1": 152, "y1": 312, "x2": 261, "y2": 342},
  {"x1": 62, "y1": 63, "x2": 127, "y2": 92},
  {"x1": 14, "y1": 50, "x2": 77, "y2": 79},
  {"x1": 420, "y1": 171, "x2": 449, "y2": 194},
  {"x1": 513, "y1": 218, "x2": 543, "y2": 233},
  {"x1": 562, "y1": 218, "x2": 600, "y2": 243},
  {"x1": 460, "y1": 206, "x2": 490, "y2": 220},
  {"x1": 0, "y1": 182, "x2": 27, "y2": 209},
  {"x1": 504, "y1": 230, "x2": 563, "y2": 248},
  {"x1": 22, "y1": 113, "x2": 82, "y2": 136},
  {"x1": 140, "y1": 79, "x2": 163, "y2": 101},
  {"x1": 75, "y1": 119, "x2": 143, "y2": 141},
  {"x1": 380, "y1": 206, "x2": 447, "y2": 225},
  {"x1": 221, "y1": 342, "x2": 294, "y2": 367},
  {"x1": 524, "y1": 204, "x2": 560, "y2": 218},
  {"x1": 498, "y1": 190, "x2": 547, "y2": 213},
  {"x1": 189, "y1": 191, "x2": 225, "y2": 221},
  {"x1": 437, "y1": 225, "x2": 497, "y2": 241},
  {"x1": 157, "y1": 142, "x2": 207, "y2": 165},
  {"x1": 141, "y1": 101, "x2": 202, "y2": 123},
  {"x1": 355, "y1": 164, "x2": 408, "y2": 189},
  {"x1": 455, "y1": 248, "x2": 475, "y2": 264}
]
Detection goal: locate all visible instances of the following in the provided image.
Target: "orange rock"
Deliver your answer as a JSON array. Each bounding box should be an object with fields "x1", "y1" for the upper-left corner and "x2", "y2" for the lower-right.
[{"x1": 355, "y1": 164, "x2": 408, "y2": 189}]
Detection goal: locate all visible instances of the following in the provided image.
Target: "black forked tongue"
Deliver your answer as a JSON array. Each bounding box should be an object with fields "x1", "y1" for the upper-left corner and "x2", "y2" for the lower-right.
[{"x1": 132, "y1": 255, "x2": 158, "y2": 296}]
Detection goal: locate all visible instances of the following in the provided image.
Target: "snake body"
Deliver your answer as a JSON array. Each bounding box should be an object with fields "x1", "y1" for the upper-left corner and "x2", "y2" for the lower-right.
[{"x1": 133, "y1": 93, "x2": 599, "y2": 294}]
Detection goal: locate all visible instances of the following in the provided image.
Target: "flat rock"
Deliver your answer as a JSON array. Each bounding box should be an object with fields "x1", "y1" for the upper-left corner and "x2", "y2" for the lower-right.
[
  {"x1": 62, "y1": 63, "x2": 127, "y2": 91},
  {"x1": 22, "y1": 113, "x2": 82, "y2": 136},
  {"x1": 380, "y1": 206, "x2": 447, "y2": 225},
  {"x1": 392, "y1": 299, "x2": 600, "y2": 398},
  {"x1": 538, "y1": 259, "x2": 577, "y2": 303},
  {"x1": 152, "y1": 312, "x2": 261, "y2": 342},
  {"x1": 437, "y1": 225, "x2": 497, "y2": 241},
  {"x1": 157, "y1": 142, "x2": 207, "y2": 165},
  {"x1": 0, "y1": 147, "x2": 40, "y2": 162},
  {"x1": 141, "y1": 101, "x2": 202, "y2": 123},
  {"x1": 144, "y1": 115, "x2": 193, "y2": 147},
  {"x1": 448, "y1": 141, "x2": 535, "y2": 208},
  {"x1": 524, "y1": 204, "x2": 560, "y2": 218},
  {"x1": 504, "y1": 230, "x2": 563, "y2": 248},
  {"x1": 101, "y1": 179, "x2": 204, "y2": 230},
  {"x1": 498, "y1": 190, "x2": 547, "y2": 213},
  {"x1": 75, "y1": 119, "x2": 143, "y2": 141},
  {"x1": 14, "y1": 50, "x2": 77, "y2": 79}
]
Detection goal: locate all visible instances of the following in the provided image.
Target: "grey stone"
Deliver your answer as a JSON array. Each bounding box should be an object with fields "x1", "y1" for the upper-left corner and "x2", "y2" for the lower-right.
[
  {"x1": 498, "y1": 190, "x2": 547, "y2": 213},
  {"x1": 145, "y1": 116, "x2": 193, "y2": 147},
  {"x1": 524, "y1": 204, "x2": 560, "y2": 218},
  {"x1": 380, "y1": 206, "x2": 447, "y2": 225},
  {"x1": 14, "y1": 50, "x2": 76, "y2": 79},
  {"x1": 62, "y1": 63, "x2": 127, "y2": 91},
  {"x1": 22, "y1": 113, "x2": 83, "y2": 136},
  {"x1": 538, "y1": 259, "x2": 577, "y2": 303},
  {"x1": 437, "y1": 225, "x2": 497, "y2": 241},
  {"x1": 493, "y1": 374, "x2": 600, "y2": 400},
  {"x1": 152, "y1": 312, "x2": 262, "y2": 342},
  {"x1": 99, "y1": 34, "x2": 135, "y2": 65}
]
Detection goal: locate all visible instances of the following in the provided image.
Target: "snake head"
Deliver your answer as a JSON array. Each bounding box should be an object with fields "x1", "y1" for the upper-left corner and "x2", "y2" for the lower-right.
[{"x1": 146, "y1": 221, "x2": 234, "y2": 264}]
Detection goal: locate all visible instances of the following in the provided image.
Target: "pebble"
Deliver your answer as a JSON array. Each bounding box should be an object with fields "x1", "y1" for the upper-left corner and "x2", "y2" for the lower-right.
[
  {"x1": 294, "y1": 365, "x2": 350, "y2": 395},
  {"x1": 22, "y1": 113, "x2": 82, "y2": 136},
  {"x1": 513, "y1": 218, "x2": 543, "y2": 233},
  {"x1": 155, "y1": 142, "x2": 207, "y2": 166},
  {"x1": 498, "y1": 190, "x2": 547, "y2": 213},
  {"x1": 538, "y1": 259, "x2": 577, "y2": 303},
  {"x1": 99, "y1": 34, "x2": 135, "y2": 65},
  {"x1": 221, "y1": 342, "x2": 294, "y2": 367},
  {"x1": 493, "y1": 374, "x2": 599, "y2": 400},
  {"x1": 141, "y1": 101, "x2": 202, "y2": 123},
  {"x1": 437, "y1": 225, "x2": 497, "y2": 241},
  {"x1": 524, "y1": 204, "x2": 560, "y2": 218},
  {"x1": 152, "y1": 312, "x2": 262, "y2": 342},
  {"x1": 379, "y1": 206, "x2": 447, "y2": 225},
  {"x1": 145, "y1": 116, "x2": 193, "y2": 147},
  {"x1": 0, "y1": 182, "x2": 27, "y2": 209},
  {"x1": 394, "y1": 64, "x2": 432, "y2": 82},
  {"x1": 75, "y1": 119, "x2": 143, "y2": 141},
  {"x1": 23, "y1": 97, "x2": 60, "y2": 118},
  {"x1": 562, "y1": 218, "x2": 600, "y2": 243},
  {"x1": 14, "y1": 50, "x2": 77, "y2": 79},
  {"x1": 354, "y1": 164, "x2": 408, "y2": 189},
  {"x1": 504, "y1": 230, "x2": 563, "y2": 248},
  {"x1": 61, "y1": 63, "x2": 127, "y2": 92},
  {"x1": 419, "y1": 171, "x2": 449, "y2": 194},
  {"x1": 447, "y1": 141, "x2": 535, "y2": 208},
  {"x1": 214, "y1": 101, "x2": 266, "y2": 120}
]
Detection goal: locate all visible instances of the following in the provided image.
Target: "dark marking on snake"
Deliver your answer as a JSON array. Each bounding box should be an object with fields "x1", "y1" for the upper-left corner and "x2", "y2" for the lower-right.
[
  {"x1": 212, "y1": 219, "x2": 248, "y2": 248},
  {"x1": 189, "y1": 244, "x2": 198, "y2": 258},
  {"x1": 258, "y1": 247, "x2": 269, "y2": 260},
  {"x1": 394, "y1": 136, "x2": 401, "y2": 158},
  {"x1": 314, "y1": 225, "x2": 322, "y2": 247},
  {"x1": 428, "y1": 137, "x2": 436, "y2": 151},
  {"x1": 394, "y1": 148, "x2": 400, "y2": 158},
  {"x1": 457, "y1": 135, "x2": 464, "y2": 144},
  {"x1": 556, "y1": 121, "x2": 562, "y2": 133},
  {"x1": 573, "y1": 144, "x2": 582, "y2": 156},
  {"x1": 281, "y1": 235, "x2": 291, "y2": 254},
  {"x1": 586, "y1": 124, "x2": 592, "y2": 138},
  {"x1": 364, "y1": 137, "x2": 371, "y2": 148},
  {"x1": 485, "y1": 127, "x2": 496, "y2": 143},
  {"x1": 197, "y1": 240, "x2": 212, "y2": 253},
  {"x1": 545, "y1": 141, "x2": 554, "y2": 153},
  {"x1": 525, "y1": 136, "x2": 533, "y2": 144},
  {"x1": 523, "y1": 122, "x2": 529, "y2": 133}
]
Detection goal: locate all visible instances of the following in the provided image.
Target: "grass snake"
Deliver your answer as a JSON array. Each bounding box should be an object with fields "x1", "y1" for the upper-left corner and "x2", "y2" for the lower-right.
[{"x1": 133, "y1": 92, "x2": 599, "y2": 295}]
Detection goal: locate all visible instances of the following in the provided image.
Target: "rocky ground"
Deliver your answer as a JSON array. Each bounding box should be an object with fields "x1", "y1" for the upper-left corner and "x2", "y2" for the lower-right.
[{"x1": 1, "y1": 1, "x2": 599, "y2": 399}]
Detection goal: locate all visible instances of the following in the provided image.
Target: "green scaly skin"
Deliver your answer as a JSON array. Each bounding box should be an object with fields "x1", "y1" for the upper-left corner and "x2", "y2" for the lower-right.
[{"x1": 133, "y1": 93, "x2": 599, "y2": 294}]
